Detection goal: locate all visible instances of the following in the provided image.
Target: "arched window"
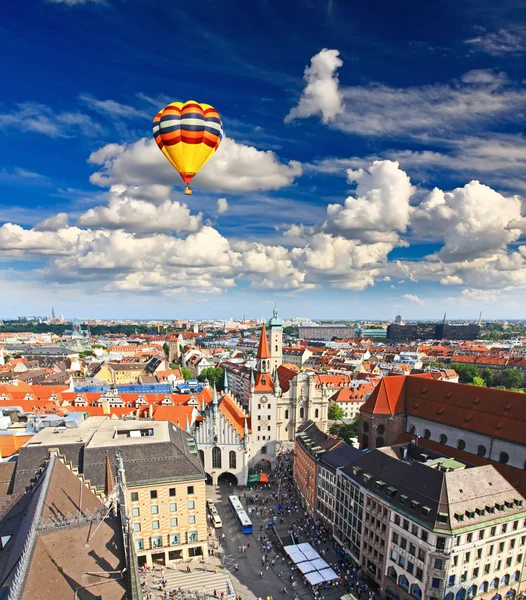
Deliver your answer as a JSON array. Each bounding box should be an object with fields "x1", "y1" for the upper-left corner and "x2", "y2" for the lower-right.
[
  {"x1": 199, "y1": 449, "x2": 205, "y2": 469},
  {"x1": 376, "y1": 437, "x2": 384, "y2": 448},
  {"x1": 229, "y1": 451, "x2": 236, "y2": 469},
  {"x1": 477, "y1": 445, "x2": 487, "y2": 457},
  {"x1": 455, "y1": 589, "x2": 466, "y2": 600},
  {"x1": 424, "y1": 429, "x2": 431, "y2": 439},
  {"x1": 376, "y1": 424, "x2": 385, "y2": 435},
  {"x1": 501, "y1": 574, "x2": 510, "y2": 585},
  {"x1": 300, "y1": 407, "x2": 304, "y2": 419},
  {"x1": 445, "y1": 594, "x2": 454, "y2": 600},
  {"x1": 399, "y1": 574, "x2": 409, "y2": 591},
  {"x1": 512, "y1": 570, "x2": 520, "y2": 582},
  {"x1": 457, "y1": 439, "x2": 466, "y2": 450},
  {"x1": 315, "y1": 408, "x2": 319, "y2": 418},
  {"x1": 285, "y1": 409, "x2": 289, "y2": 419},
  {"x1": 363, "y1": 422, "x2": 369, "y2": 433},
  {"x1": 212, "y1": 447, "x2": 221, "y2": 469},
  {"x1": 479, "y1": 582, "x2": 489, "y2": 593},
  {"x1": 410, "y1": 583, "x2": 422, "y2": 599},
  {"x1": 439, "y1": 434, "x2": 448, "y2": 445},
  {"x1": 491, "y1": 577, "x2": 499, "y2": 589},
  {"x1": 362, "y1": 434, "x2": 369, "y2": 449},
  {"x1": 468, "y1": 585, "x2": 477, "y2": 597},
  {"x1": 387, "y1": 566, "x2": 397, "y2": 581},
  {"x1": 499, "y1": 452, "x2": 509, "y2": 464},
  {"x1": 409, "y1": 424, "x2": 416, "y2": 434}
]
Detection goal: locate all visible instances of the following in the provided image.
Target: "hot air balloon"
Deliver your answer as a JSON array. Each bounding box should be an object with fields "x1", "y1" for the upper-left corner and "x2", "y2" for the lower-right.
[{"x1": 152, "y1": 101, "x2": 223, "y2": 195}]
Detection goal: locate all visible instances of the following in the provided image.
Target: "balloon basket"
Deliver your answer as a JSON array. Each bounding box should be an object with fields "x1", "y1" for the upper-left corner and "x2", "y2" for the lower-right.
[{"x1": 184, "y1": 186, "x2": 192, "y2": 195}]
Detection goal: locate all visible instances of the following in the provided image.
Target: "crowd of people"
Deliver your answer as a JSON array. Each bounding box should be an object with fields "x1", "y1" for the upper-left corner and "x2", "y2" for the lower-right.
[{"x1": 246, "y1": 451, "x2": 379, "y2": 600}]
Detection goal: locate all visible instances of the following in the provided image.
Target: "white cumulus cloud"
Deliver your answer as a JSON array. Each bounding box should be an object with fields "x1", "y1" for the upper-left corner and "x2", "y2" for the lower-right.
[
  {"x1": 89, "y1": 136, "x2": 302, "y2": 194},
  {"x1": 216, "y1": 198, "x2": 229, "y2": 215},
  {"x1": 412, "y1": 181, "x2": 523, "y2": 261},
  {"x1": 323, "y1": 160, "x2": 414, "y2": 242},
  {"x1": 403, "y1": 293, "x2": 424, "y2": 305},
  {"x1": 286, "y1": 49, "x2": 526, "y2": 138},
  {"x1": 78, "y1": 185, "x2": 203, "y2": 234},
  {"x1": 285, "y1": 49, "x2": 344, "y2": 124}
]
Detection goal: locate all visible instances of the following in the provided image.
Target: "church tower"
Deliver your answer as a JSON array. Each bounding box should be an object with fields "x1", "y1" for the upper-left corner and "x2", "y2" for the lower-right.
[
  {"x1": 256, "y1": 325, "x2": 271, "y2": 374},
  {"x1": 268, "y1": 305, "x2": 283, "y2": 372}
]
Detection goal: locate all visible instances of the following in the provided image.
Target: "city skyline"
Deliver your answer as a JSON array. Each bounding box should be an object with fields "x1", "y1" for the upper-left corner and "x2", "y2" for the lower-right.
[{"x1": 0, "y1": 0, "x2": 525, "y2": 318}]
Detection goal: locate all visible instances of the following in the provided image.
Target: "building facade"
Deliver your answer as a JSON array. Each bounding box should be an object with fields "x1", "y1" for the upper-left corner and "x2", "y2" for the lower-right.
[
  {"x1": 14, "y1": 417, "x2": 208, "y2": 566},
  {"x1": 333, "y1": 443, "x2": 526, "y2": 600},
  {"x1": 359, "y1": 375, "x2": 526, "y2": 470}
]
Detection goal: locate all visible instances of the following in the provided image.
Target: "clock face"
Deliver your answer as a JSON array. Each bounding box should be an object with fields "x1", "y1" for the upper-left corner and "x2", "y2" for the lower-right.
[{"x1": 261, "y1": 396, "x2": 268, "y2": 402}]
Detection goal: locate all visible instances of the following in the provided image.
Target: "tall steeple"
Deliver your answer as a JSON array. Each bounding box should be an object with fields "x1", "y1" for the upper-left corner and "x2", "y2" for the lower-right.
[
  {"x1": 212, "y1": 383, "x2": 218, "y2": 413},
  {"x1": 104, "y1": 451, "x2": 115, "y2": 497},
  {"x1": 256, "y1": 325, "x2": 271, "y2": 374},
  {"x1": 268, "y1": 304, "x2": 283, "y2": 372},
  {"x1": 223, "y1": 369, "x2": 229, "y2": 393}
]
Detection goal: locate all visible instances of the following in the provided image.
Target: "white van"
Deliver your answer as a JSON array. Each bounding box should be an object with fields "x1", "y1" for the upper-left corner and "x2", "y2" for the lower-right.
[{"x1": 212, "y1": 514, "x2": 223, "y2": 528}]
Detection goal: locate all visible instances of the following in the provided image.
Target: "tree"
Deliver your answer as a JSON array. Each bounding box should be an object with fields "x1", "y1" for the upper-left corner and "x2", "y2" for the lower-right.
[
  {"x1": 197, "y1": 366, "x2": 224, "y2": 391},
  {"x1": 329, "y1": 417, "x2": 359, "y2": 444},
  {"x1": 451, "y1": 363, "x2": 478, "y2": 384},
  {"x1": 328, "y1": 404, "x2": 345, "y2": 420},
  {"x1": 79, "y1": 350, "x2": 96, "y2": 359},
  {"x1": 472, "y1": 376, "x2": 486, "y2": 387},
  {"x1": 181, "y1": 366, "x2": 194, "y2": 381},
  {"x1": 481, "y1": 367, "x2": 494, "y2": 387},
  {"x1": 498, "y1": 369, "x2": 524, "y2": 390},
  {"x1": 163, "y1": 342, "x2": 169, "y2": 357}
]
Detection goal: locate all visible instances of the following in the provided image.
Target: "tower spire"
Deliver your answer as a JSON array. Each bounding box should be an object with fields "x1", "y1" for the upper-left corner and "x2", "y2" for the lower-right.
[
  {"x1": 223, "y1": 369, "x2": 229, "y2": 393},
  {"x1": 256, "y1": 325, "x2": 270, "y2": 373},
  {"x1": 104, "y1": 450, "x2": 115, "y2": 497},
  {"x1": 212, "y1": 383, "x2": 218, "y2": 413}
]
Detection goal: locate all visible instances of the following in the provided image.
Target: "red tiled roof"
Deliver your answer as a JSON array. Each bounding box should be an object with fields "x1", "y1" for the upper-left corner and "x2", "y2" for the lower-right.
[
  {"x1": 254, "y1": 373, "x2": 274, "y2": 393},
  {"x1": 330, "y1": 384, "x2": 373, "y2": 403},
  {"x1": 219, "y1": 393, "x2": 249, "y2": 437},
  {"x1": 257, "y1": 326, "x2": 270, "y2": 359},
  {"x1": 277, "y1": 364, "x2": 300, "y2": 392},
  {"x1": 364, "y1": 374, "x2": 526, "y2": 446},
  {"x1": 360, "y1": 375, "x2": 409, "y2": 415}
]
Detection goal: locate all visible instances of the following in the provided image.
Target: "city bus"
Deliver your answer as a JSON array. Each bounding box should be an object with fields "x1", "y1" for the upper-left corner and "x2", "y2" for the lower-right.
[{"x1": 228, "y1": 495, "x2": 253, "y2": 534}]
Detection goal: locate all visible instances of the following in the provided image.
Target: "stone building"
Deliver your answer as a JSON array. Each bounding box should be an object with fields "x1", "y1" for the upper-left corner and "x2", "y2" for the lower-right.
[
  {"x1": 14, "y1": 417, "x2": 208, "y2": 566},
  {"x1": 359, "y1": 374, "x2": 526, "y2": 470},
  {"x1": 334, "y1": 443, "x2": 526, "y2": 600}
]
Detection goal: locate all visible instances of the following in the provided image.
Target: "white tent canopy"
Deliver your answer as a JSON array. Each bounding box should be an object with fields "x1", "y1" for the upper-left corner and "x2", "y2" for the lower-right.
[
  {"x1": 302, "y1": 548, "x2": 321, "y2": 561},
  {"x1": 319, "y1": 568, "x2": 339, "y2": 582},
  {"x1": 305, "y1": 571, "x2": 325, "y2": 586},
  {"x1": 297, "y1": 561, "x2": 317, "y2": 574},
  {"x1": 310, "y1": 558, "x2": 329, "y2": 571}
]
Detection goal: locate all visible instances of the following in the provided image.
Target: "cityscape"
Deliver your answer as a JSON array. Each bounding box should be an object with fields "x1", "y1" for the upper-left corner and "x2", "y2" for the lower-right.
[{"x1": 1, "y1": 0, "x2": 526, "y2": 600}]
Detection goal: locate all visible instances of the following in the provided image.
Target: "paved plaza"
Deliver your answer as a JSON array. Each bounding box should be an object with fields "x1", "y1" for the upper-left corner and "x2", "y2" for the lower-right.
[{"x1": 143, "y1": 457, "x2": 377, "y2": 600}]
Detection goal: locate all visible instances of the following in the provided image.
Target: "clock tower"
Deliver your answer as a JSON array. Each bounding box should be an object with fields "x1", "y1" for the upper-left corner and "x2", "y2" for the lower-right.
[{"x1": 268, "y1": 305, "x2": 283, "y2": 373}]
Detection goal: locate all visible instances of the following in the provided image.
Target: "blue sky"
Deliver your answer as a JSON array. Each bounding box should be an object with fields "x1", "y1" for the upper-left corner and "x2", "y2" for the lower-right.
[{"x1": 0, "y1": 0, "x2": 525, "y2": 320}]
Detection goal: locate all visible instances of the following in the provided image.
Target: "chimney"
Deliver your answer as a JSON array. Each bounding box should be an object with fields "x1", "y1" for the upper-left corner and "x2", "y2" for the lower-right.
[{"x1": 102, "y1": 400, "x2": 110, "y2": 416}]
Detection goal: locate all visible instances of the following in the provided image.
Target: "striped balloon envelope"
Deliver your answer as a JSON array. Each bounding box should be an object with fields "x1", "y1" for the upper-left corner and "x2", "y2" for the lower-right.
[{"x1": 153, "y1": 101, "x2": 223, "y2": 195}]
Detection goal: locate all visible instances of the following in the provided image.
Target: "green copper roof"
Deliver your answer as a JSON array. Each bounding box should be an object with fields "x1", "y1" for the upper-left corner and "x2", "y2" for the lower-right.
[{"x1": 268, "y1": 305, "x2": 283, "y2": 327}]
